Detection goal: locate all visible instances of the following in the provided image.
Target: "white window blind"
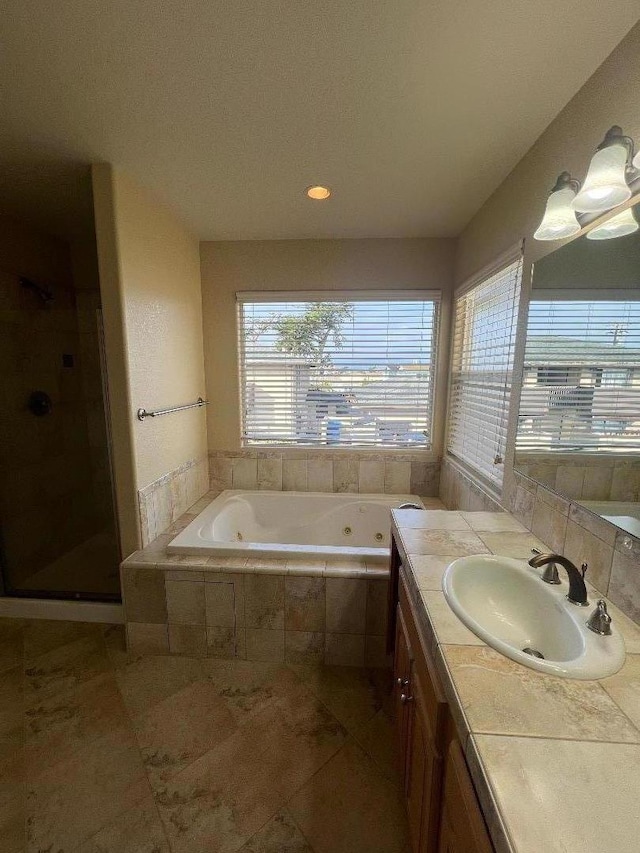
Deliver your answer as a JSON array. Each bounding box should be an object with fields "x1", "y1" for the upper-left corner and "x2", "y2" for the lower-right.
[
  {"x1": 447, "y1": 253, "x2": 523, "y2": 488},
  {"x1": 237, "y1": 291, "x2": 440, "y2": 448},
  {"x1": 517, "y1": 296, "x2": 640, "y2": 451}
]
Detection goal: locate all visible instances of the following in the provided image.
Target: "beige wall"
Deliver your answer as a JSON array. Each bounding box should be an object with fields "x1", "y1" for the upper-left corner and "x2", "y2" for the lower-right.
[
  {"x1": 92, "y1": 165, "x2": 208, "y2": 554},
  {"x1": 199, "y1": 238, "x2": 455, "y2": 452},
  {"x1": 455, "y1": 22, "x2": 640, "y2": 285}
]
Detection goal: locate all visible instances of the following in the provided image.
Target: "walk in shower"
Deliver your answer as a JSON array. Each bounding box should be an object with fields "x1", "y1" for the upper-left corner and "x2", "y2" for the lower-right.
[{"x1": 0, "y1": 214, "x2": 120, "y2": 601}]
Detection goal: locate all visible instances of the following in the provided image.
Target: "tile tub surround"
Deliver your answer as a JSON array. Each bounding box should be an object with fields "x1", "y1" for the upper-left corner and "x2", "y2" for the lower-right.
[
  {"x1": 137, "y1": 455, "x2": 210, "y2": 546},
  {"x1": 391, "y1": 508, "x2": 640, "y2": 853},
  {"x1": 122, "y1": 562, "x2": 393, "y2": 667},
  {"x1": 209, "y1": 448, "x2": 441, "y2": 498},
  {"x1": 514, "y1": 453, "x2": 640, "y2": 503},
  {"x1": 120, "y1": 490, "x2": 426, "y2": 665},
  {"x1": 0, "y1": 617, "x2": 407, "y2": 853}
]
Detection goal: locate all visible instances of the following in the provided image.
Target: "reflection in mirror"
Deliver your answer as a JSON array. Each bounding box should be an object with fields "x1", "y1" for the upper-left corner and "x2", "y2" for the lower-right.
[{"x1": 515, "y1": 201, "x2": 640, "y2": 538}]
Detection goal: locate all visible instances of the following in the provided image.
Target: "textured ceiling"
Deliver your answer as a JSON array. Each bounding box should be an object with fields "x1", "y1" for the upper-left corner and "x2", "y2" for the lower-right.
[{"x1": 0, "y1": 1, "x2": 638, "y2": 239}]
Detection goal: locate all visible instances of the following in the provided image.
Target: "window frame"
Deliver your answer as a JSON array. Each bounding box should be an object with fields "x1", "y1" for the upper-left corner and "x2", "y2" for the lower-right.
[{"x1": 236, "y1": 289, "x2": 442, "y2": 451}]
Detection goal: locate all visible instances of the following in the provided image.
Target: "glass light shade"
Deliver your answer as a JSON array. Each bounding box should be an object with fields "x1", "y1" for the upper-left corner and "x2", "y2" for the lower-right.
[
  {"x1": 572, "y1": 144, "x2": 631, "y2": 213},
  {"x1": 533, "y1": 185, "x2": 581, "y2": 241},
  {"x1": 586, "y1": 207, "x2": 638, "y2": 240}
]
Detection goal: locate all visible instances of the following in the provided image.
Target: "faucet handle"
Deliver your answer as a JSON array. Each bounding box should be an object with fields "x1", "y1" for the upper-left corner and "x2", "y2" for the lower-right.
[
  {"x1": 587, "y1": 599, "x2": 612, "y2": 636},
  {"x1": 581, "y1": 562, "x2": 588, "y2": 579}
]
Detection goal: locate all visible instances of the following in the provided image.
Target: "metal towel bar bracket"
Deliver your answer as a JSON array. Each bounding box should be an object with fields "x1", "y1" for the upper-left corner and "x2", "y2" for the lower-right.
[{"x1": 137, "y1": 397, "x2": 209, "y2": 421}]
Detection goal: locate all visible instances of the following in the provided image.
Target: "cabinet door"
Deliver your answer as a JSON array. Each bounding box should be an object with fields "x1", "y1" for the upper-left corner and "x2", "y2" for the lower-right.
[
  {"x1": 394, "y1": 605, "x2": 412, "y2": 781},
  {"x1": 438, "y1": 740, "x2": 493, "y2": 853},
  {"x1": 405, "y1": 668, "x2": 443, "y2": 853}
]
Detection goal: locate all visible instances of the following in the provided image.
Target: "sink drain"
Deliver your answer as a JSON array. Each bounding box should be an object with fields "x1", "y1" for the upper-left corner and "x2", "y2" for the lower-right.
[{"x1": 522, "y1": 647, "x2": 545, "y2": 659}]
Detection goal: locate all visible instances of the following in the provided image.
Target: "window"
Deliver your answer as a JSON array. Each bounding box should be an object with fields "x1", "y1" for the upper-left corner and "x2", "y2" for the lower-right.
[
  {"x1": 237, "y1": 291, "x2": 440, "y2": 448},
  {"x1": 447, "y1": 251, "x2": 523, "y2": 489},
  {"x1": 517, "y1": 298, "x2": 640, "y2": 451}
]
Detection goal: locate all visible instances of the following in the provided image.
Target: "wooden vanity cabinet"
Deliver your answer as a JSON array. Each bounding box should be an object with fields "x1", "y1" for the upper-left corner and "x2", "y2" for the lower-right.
[
  {"x1": 394, "y1": 571, "x2": 493, "y2": 853},
  {"x1": 438, "y1": 740, "x2": 494, "y2": 853}
]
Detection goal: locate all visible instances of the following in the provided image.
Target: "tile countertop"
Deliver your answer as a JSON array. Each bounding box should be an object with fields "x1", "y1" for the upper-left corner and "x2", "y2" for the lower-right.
[{"x1": 391, "y1": 508, "x2": 640, "y2": 853}]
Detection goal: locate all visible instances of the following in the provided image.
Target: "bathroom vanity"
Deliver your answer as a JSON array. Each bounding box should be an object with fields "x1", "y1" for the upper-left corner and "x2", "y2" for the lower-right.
[
  {"x1": 393, "y1": 561, "x2": 492, "y2": 852},
  {"x1": 389, "y1": 508, "x2": 640, "y2": 853}
]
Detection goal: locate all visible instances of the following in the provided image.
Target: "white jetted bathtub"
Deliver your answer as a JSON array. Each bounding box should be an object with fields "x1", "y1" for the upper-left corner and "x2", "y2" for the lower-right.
[{"x1": 167, "y1": 490, "x2": 423, "y2": 562}]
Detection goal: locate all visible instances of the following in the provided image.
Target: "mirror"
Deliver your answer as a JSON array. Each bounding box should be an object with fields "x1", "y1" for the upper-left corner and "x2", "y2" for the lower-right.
[{"x1": 514, "y1": 200, "x2": 640, "y2": 538}]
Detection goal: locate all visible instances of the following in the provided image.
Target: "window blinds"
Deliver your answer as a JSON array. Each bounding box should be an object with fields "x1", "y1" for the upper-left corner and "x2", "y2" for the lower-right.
[
  {"x1": 447, "y1": 253, "x2": 523, "y2": 488},
  {"x1": 517, "y1": 295, "x2": 640, "y2": 451},
  {"x1": 237, "y1": 291, "x2": 440, "y2": 448}
]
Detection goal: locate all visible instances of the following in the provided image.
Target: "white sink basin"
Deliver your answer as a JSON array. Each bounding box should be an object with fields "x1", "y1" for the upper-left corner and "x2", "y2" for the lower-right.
[{"x1": 442, "y1": 555, "x2": 625, "y2": 679}]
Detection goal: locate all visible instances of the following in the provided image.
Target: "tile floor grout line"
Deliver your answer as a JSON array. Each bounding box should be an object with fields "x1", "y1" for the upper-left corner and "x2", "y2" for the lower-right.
[{"x1": 282, "y1": 803, "x2": 319, "y2": 853}]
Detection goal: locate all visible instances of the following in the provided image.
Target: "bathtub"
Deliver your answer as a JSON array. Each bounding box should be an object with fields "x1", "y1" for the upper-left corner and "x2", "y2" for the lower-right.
[
  {"x1": 167, "y1": 490, "x2": 424, "y2": 562},
  {"x1": 581, "y1": 501, "x2": 640, "y2": 538}
]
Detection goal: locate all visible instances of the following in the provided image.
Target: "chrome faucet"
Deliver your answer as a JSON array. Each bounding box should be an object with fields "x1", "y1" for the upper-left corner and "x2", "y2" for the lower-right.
[{"x1": 528, "y1": 552, "x2": 589, "y2": 607}]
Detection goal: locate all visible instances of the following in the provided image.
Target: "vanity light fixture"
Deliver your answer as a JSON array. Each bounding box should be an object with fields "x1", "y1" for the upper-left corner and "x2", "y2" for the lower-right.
[
  {"x1": 572, "y1": 126, "x2": 634, "y2": 214},
  {"x1": 533, "y1": 172, "x2": 581, "y2": 241},
  {"x1": 586, "y1": 206, "x2": 638, "y2": 240},
  {"x1": 534, "y1": 125, "x2": 640, "y2": 240},
  {"x1": 306, "y1": 185, "x2": 331, "y2": 200}
]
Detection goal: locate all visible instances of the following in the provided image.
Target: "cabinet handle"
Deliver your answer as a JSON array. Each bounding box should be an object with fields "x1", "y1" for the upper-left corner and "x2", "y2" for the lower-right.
[
  {"x1": 400, "y1": 693, "x2": 413, "y2": 704},
  {"x1": 396, "y1": 677, "x2": 409, "y2": 687}
]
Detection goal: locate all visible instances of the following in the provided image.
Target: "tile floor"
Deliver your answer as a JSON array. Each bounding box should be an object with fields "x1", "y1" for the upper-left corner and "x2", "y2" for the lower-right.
[{"x1": 0, "y1": 617, "x2": 410, "y2": 853}]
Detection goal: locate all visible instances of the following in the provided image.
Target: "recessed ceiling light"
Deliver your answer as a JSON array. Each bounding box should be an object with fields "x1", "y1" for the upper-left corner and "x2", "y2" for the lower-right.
[{"x1": 306, "y1": 185, "x2": 331, "y2": 200}]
